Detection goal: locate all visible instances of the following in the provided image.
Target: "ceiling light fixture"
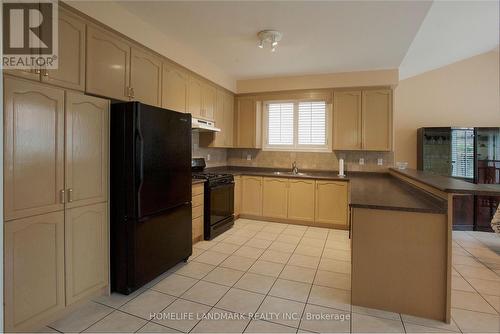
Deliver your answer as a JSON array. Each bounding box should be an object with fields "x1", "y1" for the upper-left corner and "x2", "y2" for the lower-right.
[{"x1": 257, "y1": 30, "x2": 282, "y2": 52}]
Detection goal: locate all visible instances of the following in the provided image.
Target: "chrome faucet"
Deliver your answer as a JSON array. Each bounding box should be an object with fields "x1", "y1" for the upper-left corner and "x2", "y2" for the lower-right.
[{"x1": 291, "y1": 161, "x2": 299, "y2": 174}]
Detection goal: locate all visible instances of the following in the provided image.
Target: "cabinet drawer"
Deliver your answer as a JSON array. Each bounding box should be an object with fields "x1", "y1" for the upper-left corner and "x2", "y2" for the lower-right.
[
  {"x1": 192, "y1": 184, "x2": 204, "y2": 196},
  {"x1": 192, "y1": 216, "x2": 203, "y2": 240},
  {"x1": 192, "y1": 205, "x2": 203, "y2": 219},
  {"x1": 192, "y1": 194, "x2": 204, "y2": 207}
]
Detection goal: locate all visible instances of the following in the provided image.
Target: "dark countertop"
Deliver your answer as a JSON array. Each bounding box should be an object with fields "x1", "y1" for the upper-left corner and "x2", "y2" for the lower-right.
[
  {"x1": 192, "y1": 179, "x2": 206, "y2": 185},
  {"x1": 207, "y1": 166, "x2": 447, "y2": 214},
  {"x1": 390, "y1": 168, "x2": 500, "y2": 196}
]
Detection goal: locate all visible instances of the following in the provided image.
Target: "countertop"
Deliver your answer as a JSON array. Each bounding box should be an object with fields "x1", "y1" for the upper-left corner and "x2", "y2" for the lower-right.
[
  {"x1": 390, "y1": 168, "x2": 500, "y2": 196},
  {"x1": 192, "y1": 179, "x2": 206, "y2": 185},
  {"x1": 207, "y1": 166, "x2": 447, "y2": 214}
]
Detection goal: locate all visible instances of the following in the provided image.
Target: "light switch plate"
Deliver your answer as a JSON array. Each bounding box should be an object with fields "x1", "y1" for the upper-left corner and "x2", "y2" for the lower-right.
[
  {"x1": 359, "y1": 158, "x2": 365, "y2": 165},
  {"x1": 377, "y1": 158, "x2": 383, "y2": 166},
  {"x1": 246, "y1": 154, "x2": 252, "y2": 161},
  {"x1": 206, "y1": 154, "x2": 211, "y2": 161}
]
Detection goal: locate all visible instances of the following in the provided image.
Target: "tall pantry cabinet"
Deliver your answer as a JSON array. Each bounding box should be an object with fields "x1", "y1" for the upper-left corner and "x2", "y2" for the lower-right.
[{"x1": 3, "y1": 76, "x2": 109, "y2": 332}]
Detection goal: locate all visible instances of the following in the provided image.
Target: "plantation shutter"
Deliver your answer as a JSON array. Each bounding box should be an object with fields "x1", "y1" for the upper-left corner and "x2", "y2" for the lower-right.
[
  {"x1": 298, "y1": 101, "x2": 326, "y2": 145},
  {"x1": 267, "y1": 102, "x2": 294, "y2": 145}
]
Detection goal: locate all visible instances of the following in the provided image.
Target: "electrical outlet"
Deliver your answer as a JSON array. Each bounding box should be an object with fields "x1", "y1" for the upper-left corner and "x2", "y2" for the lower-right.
[
  {"x1": 359, "y1": 158, "x2": 365, "y2": 165},
  {"x1": 246, "y1": 154, "x2": 252, "y2": 161},
  {"x1": 206, "y1": 154, "x2": 211, "y2": 161},
  {"x1": 377, "y1": 158, "x2": 383, "y2": 166}
]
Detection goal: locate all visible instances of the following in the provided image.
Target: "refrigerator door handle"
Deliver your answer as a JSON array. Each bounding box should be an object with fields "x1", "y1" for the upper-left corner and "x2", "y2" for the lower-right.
[{"x1": 135, "y1": 129, "x2": 145, "y2": 186}]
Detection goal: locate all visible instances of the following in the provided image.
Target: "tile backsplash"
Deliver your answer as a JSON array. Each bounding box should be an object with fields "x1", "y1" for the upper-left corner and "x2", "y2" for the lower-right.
[
  {"x1": 193, "y1": 131, "x2": 394, "y2": 171},
  {"x1": 192, "y1": 132, "x2": 227, "y2": 167}
]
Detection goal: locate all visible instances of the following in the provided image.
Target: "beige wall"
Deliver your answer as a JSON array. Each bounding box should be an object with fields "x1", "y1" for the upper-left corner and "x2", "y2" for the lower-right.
[
  {"x1": 394, "y1": 50, "x2": 500, "y2": 168},
  {"x1": 236, "y1": 69, "x2": 399, "y2": 94}
]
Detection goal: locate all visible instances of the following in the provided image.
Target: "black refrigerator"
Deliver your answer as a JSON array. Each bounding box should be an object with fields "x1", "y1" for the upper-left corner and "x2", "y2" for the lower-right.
[
  {"x1": 110, "y1": 102, "x2": 192, "y2": 294},
  {"x1": 417, "y1": 127, "x2": 500, "y2": 231}
]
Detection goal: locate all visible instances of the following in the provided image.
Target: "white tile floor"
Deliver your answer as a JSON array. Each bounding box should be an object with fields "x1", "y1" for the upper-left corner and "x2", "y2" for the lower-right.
[{"x1": 41, "y1": 219, "x2": 500, "y2": 333}]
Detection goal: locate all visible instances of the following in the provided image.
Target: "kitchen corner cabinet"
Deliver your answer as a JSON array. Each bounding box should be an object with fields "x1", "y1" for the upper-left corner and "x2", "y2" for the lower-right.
[
  {"x1": 4, "y1": 77, "x2": 65, "y2": 221},
  {"x1": 4, "y1": 211, "x2": 65, "y2": 332},
  {"x1": 162, "y1": 62, "x2": 188, "y2": 112},
  {"x1": 333, "y1": 91, "x2": 362, "y2": 150},
  {"x1": 362, "y1": 89, "x2": 392, "y2": 151},
  {"x1": 130, "y1": 47, "x2": 162, "y2": 106},
  {"x1": 199, "y1": 89, "x2": 234, "y2": 148},
  {"x1": 288, "y1": 179, "x2": 315, "y2": 222},
  {"x1": 263, "y1": 178, "x2": 289, "y2": 218},
  {"x1": 241, "y1": 176, "x2": 263, "y2": 216},
  {"x1": 235, "y1": 96, "x2": 262, "y2": 148},
  {"x1": 315, "y1": 181, "x2": 349, "y2": 226},
  {"x1": 234, "y1": 176, "x2": 242, "y2": 217},
  {"x1": 65, "y1": 203, "x2": 108, "y2": 305},
  {"x1": 333, "y1": 89, "x2": 392, "y2": 151},
  {"x1": 86, "y1": 25, "x2": 131, "y2": 101},
  {"x1": 65, "y1": 92, "x2": 109, "y2": 209}
]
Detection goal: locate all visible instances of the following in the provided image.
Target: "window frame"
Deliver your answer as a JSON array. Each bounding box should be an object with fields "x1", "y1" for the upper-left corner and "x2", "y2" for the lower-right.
[{"x1": 262, "y1": 99, "x2": 332, "y2": 152}]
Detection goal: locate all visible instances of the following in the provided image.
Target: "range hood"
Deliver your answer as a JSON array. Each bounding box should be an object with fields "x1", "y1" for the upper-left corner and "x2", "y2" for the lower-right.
[{"x1": 191, "y1": 118, "x2": 221, "y2": 132}]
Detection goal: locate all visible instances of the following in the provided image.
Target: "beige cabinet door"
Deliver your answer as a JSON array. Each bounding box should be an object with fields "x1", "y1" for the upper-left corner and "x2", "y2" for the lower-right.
[
  {"x1": 315, "y1": 181, "x2": 349, "y2": 226},
  {"x1": 262, "y1": 178, "x2": 288, "y2": 218},
  {"x1": 241, "y1": 176, "x2": 263, "y2": 216},
  {"x1": 65, "y1": 92, "x2": 109, "y2": 209},
  {"x1": 188, "y1": 76, "x2": 202, "y2": 118},
  {"x1": 362, "y1": 89, "x2": 392, "y2": 151},
  {"x1": 234, "y1": 176, "x2": 241, "y2": 216},
  {"x1": 4, "y1": 77, "x2": 65, "y2": 221},
  {"x1": 211, "y1": 89, "x2": 226, "y2": 146},
  {"x1": 4, "y1": 68, "x2": 41, "y2": 81},
  {"x1": 288, "y1": 179, "x2": 315, "y2": 222},
  {"x1": 65, "y1": 203, "x2": 108, "y2": 305},
  {"x1": 4, "y1": 211, "x2": 65, "y2": 332},
  {"x1": 130, "y1": 47, "x2": 162, "y2": 106},
  {"x1": 333, "y1": 91, "x2": 362, "y2": 150},
  {"x1": 162, "y1": 62, "x2": 188, "y2": 112},
  {"x1": 223, "y1": 92, "x2": 234, "y2": 147},
  {"x1": 235, "y1": 96, "x2": 261, "y2": 148},
  {"x1": 86, "y1": 25, "x2": 130, "y2": 101},
  {"x1": 43, "y1": 8, "x2": 86, "y2": 91},
  {"x1": 201, "y1": 82, "x2": 216, "y2": 121}
]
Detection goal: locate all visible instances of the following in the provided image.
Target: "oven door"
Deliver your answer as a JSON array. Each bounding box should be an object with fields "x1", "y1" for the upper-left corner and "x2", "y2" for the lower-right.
[{"x1": 209, "y1": 182, "x2": 234, "y2": 226}]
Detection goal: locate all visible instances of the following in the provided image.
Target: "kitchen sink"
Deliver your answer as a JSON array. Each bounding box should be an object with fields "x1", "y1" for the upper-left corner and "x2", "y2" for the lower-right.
[{"x1": 273, "y1": 171, "x2": 309, "y2": 176}]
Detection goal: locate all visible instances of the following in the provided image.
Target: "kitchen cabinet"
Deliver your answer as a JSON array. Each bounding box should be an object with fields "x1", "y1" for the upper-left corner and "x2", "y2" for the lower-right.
[
  {"x1": 4, "y1": 77, "x2": 65, "y2": 221},
  {"x1": 86, "y1": 25, "x2": 131, "y2": 101},
  {"x1": 130, "y1": 47, "x2": 162, "y2": 106},
  {"x1": 4, "y1": 211, "x2": 65, "y2": 332},
  {"x1": 188, "y1": 76, "x2": 203, "y2": 118},
  {"x1": 162, "y1": 62, "x2": 188, "y2": 113},
  {"x1": 315, "y1": 181, "x2": 349, "y2": 226},
  {"x1": 192, "y1": 183, "x2": 204, "y2": 243},
  {"x1": 235, "y1": 96, "x2": 262, "y2": 148},
  {"x1": 262, "y1": 178, "x2": 289, "y2": 218},
  {"x1": 234, "y1": 176, "x2": 242, "y2": 217},
  {"x1": 65, "y1": 92, "x2": 109, "y2": 209},
  {"x1": 202, "y1": 82, "x2": 216, "y2": 121},
  {"x1": 241, "y1": 176, "x2": 263, "y2": 216},
  {"x1": 224, "y1": 92, "x2": 235, "y2": 147},
  {"x1": 199, "y1": 89, "x2": 235, "y2": 148},
  {"x1": 288, "y1": 179, "x2": 315, "y2": 222},
  {"x1": 333, "y1": 91, "x2": 362, "y2": 150},
  {"x1": 65, "y1": 203, "x2": 108, "y2": 305},
  {"x1": 362, "y1": 89, "x2": 392, "y2": 151},
  {"x1": 43, "y1": 7, "x2": 86, "y2": 91}
]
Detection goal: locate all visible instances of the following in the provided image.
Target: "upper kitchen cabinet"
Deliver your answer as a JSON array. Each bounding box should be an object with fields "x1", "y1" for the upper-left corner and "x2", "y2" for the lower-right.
[
  {"x1": 223, "y1": 92, "x2": 235, "y2": 147},
  {"x1": 162, "y1": 62, "x2": 188, "y2": 113},
  {"x1": 201, "y1": 82, "x2": 216, "y2": 121},
  {"x1": 86, "y1": 25, "x2": 131, "y2": 101},
  {"x1": 235, "y1": 96, "x2": 262, "y2": 148},
  {"x1": 65, "y1": 92, "x2": 109, "y2": 209},
  {"x1": 333, "y1": 91, "x2": 362, "y2": 150},
  {"x1": 4, "y1": 77, "x2": 65, "y2": 221},
  {"x1": 188, "y1": 76, "x2": 203, "y2": 118},
  {"x1": 43, "y1": 7, "x2": 86, "y2": 91},
  {"x1": 362, "y1": 89, "x2": 393, "y2": 151},
  {"x1": 199, "y1": 89, "x2": 235, "y2": 148},
  {"x1": 130, "y1": 47, "x2": 162, "y2": 106}
]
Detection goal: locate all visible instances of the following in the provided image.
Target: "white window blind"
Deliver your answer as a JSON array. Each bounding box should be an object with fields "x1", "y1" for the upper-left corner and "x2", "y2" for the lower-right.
[
  {"x1": 298, "y1": 101, "x2": 326, "y2": 145},
  {"x1": 268, "y1": 102, "x2": 294, "y2": 145},
  {"x1": 451, "y1": 128, "x2": 474, "y2": 179}
]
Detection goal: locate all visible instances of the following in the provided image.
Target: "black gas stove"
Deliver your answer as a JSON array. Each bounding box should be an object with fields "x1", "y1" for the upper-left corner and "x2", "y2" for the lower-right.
[{"x1": 192, "y1": 158, "x2": 234, "y2": 239}]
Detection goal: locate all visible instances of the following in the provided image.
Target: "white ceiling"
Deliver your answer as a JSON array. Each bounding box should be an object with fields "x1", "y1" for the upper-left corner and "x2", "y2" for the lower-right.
[
  {"x1": 399, "y1": 0, "x2": 500, "y2": 79},
  {"x1": 117, "y1": 1, "x2": 432, "y2": 80}
]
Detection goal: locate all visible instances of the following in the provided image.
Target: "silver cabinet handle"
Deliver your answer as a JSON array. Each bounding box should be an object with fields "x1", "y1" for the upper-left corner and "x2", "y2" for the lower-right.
[
  {"x1": 130, "y1": 87, "x2": 135, "y2": 99},
  {"x1": 60, "y1": 189, "x2": 65, "y2": 204},
  {"x1": 34, "y1": 68, "x2": 41, "y2": 74},
  {"x1": 43, "y1": 69, "x2": 49, "y2": 77},
  {"x1": 68, "y1": 188, "x2": 73, "y2": 203}
]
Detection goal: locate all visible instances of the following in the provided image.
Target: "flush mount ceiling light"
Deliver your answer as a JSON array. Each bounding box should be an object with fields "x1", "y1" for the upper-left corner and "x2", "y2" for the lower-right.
[{"x1": 257, "y1": 30, "x2": 283, "y2": 52}]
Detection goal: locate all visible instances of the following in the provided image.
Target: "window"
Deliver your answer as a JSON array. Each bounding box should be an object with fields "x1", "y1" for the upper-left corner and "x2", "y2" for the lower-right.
[
  {"x1": 451, "y1": 128, "x2": 474, "y2": 179},
  {"x1": 264, "y1": 100, "x2": 331, "y2": 151}
]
